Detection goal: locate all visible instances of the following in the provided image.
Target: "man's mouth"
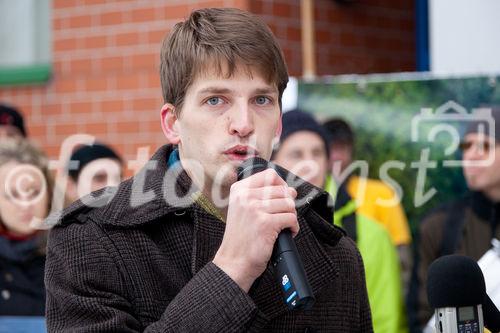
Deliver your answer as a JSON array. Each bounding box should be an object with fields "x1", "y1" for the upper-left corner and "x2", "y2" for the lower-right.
[{"x1": 223, "y1": 145, "x2": 258, "y2": 161}]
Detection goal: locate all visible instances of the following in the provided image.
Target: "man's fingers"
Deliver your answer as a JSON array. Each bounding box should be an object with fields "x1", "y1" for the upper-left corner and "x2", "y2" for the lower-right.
[
  {"x1": 235, "y1": 168, "x2": 286, "y2": 188},
  {"x1": 259, "y1": 197, "x2": 296, "y2": 214},
  {"x1": 244, "y1": 186, "x2": 297, "y2": 200},
  {"x1": 268, "y1": 212, "x2": 300, "y2": 237}
]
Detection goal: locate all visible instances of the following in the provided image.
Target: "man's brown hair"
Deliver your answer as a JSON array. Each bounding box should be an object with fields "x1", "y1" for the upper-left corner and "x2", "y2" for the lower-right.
[{"x1": 160, "y1": 8, "x2": 288, "y2": 115}]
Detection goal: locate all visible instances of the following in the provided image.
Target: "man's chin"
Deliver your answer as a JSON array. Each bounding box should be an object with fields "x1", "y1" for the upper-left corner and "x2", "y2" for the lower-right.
[{"x1": 466, "y1": 178, "x2": 488, "y2": 191}]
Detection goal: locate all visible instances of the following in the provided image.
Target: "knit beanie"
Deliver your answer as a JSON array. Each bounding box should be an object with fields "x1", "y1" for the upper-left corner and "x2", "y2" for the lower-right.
[
  {"x1": 278, "y1": 109, "x2": 331, "y2": 156},
  {"x1": 68, "y1": 143, "x2": 122, "y2": 181}
]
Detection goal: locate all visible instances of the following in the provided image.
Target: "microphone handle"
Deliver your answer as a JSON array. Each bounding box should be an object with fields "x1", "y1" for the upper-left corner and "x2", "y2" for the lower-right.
[{"x1": 271, "y1": 229, "x2": 315, "y2": 310}]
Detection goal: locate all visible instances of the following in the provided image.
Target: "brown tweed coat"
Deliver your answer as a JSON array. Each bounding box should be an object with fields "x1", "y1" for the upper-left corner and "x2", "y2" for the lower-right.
[{"x1": 45, "y1": 145, "x2": 373, "y2": 332}]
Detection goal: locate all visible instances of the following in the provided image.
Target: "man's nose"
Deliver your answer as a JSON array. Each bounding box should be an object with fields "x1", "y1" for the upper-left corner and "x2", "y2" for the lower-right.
[{"x1": 228, "y1": 103, "x2": 254, "y2": 137}]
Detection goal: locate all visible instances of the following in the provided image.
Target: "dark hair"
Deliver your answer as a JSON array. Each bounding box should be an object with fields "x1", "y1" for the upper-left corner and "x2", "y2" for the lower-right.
[
  {"x1": 0, "y1": 104, "x2": 26, "y2": 137},
  {"x1": 160, "y1": 8, "x2": 289, "y2": 115},
  {"x1": 68, "y1": 143, "x2": 122, "y2": 181},
  {"x1": 277, "y1": 109, "x2": 331, "y2": 158},
  {"x1": 323, "y1": 118, "x2": 355, "y2": 146}
]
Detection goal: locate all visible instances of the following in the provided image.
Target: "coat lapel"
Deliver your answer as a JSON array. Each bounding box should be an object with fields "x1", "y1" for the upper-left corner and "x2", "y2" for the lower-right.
[
  {"x1": 190, "y1": 205, "x2": 226, "y2": 275},
  {"x1": 248, "y1": 211, "x2": 339, "y2": 321}
]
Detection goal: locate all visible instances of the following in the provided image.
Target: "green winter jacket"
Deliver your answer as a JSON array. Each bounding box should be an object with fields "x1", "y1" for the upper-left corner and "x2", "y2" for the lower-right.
[{"x1": 326, "y1": 176, "x2": 408, "y2": 333}]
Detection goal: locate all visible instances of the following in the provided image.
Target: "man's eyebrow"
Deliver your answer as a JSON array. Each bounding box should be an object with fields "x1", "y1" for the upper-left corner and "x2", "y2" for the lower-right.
[
  {"x1": 254, "y1": 87, "x2": 278, "y2": 95},
  {"x1": 196, "y1": 86, "x2": 278, "y2": 96},
  {"x1": 197, "y1": 87, "x2": 233, "y2": 95}
]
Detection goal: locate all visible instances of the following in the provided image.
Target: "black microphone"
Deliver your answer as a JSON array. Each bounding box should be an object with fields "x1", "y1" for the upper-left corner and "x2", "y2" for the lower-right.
[
  {"x1": 427, "y1": 255, "x2": 500, "y2": 333},
  {"x1": 237, "y1": 157, "x2": 315, "y2": 310}
]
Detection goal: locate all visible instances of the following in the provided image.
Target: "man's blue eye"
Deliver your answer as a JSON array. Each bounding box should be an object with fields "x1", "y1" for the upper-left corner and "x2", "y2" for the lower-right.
[
  {"x1": 256, "y1": 96, "x2": 270, "y2": 105},
  {"x1": 207, "y1": 97, "x2": 222, "y2": 106}
]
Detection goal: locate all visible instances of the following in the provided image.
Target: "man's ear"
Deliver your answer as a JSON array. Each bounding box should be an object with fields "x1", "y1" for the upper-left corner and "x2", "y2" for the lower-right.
[{"x1": 160, "y1": 103, "x2": 180, "y2": 144}]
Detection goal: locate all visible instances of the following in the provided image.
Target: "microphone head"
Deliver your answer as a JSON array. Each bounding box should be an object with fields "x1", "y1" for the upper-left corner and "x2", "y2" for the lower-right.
[
  {"x1": 427, "y1": 255, "x2": 486, "y2": 309},
  {"x1": 236, "y1": 157, "x2": 270, "y2": 181}
]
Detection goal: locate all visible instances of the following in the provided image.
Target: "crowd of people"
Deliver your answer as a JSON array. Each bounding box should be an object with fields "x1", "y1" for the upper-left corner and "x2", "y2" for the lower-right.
[{"x1": 0, "y1": 7, "x2": 498, "y2": 333}]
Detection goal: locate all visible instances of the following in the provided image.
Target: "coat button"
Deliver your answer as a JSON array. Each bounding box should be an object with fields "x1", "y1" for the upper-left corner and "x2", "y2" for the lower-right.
[
  {"x1": 4, "y1": 273, "x2": 13, "y2": 282},
  {"x1": 1, "y1": 290, "x2": 10, "y2": 300}
]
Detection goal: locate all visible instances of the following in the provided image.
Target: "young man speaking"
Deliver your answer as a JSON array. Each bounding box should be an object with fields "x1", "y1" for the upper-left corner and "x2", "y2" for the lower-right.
[{"x1": 45, "y1": 8, "x2": 372, "y2": 332}]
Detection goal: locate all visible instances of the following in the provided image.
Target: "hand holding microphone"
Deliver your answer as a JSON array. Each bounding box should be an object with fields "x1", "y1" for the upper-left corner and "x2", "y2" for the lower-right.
[
  {"x1": 212, "y1": 161, "x2": 299, "y2": 293},
  {"x1": 213, "y1": 157, "x2": 315, "y2": 310}
]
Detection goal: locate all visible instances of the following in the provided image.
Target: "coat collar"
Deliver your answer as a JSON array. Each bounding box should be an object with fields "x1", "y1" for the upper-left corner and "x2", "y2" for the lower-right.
[
  {"x1": 62, "y1": 144, "x2": 339, "y2": 229},
  {"x1": 57, "y1": 144, "x2": 343, "y2": 319}
]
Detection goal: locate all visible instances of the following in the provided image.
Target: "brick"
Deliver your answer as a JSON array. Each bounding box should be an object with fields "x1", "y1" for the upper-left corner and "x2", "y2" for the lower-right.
[
  {"x1": 132, "y1": 98, "x2": 160, "y2": 112},
  {"x1": 143, "y1": 120, "x2": 161, "y2": 132},
  {"x1": 100, "y1": 100, "x2": 123, "y2": 113},
  {"x1": 192, "y1": 1, "x2": 226, "y2": 9},
  {"x1": 147, "y1": 73, "x2": 161, "y2": 89},
  {"x1": 83, "y1": 0, "x2": 107, "y2": 5},
  {"x1": 84, "y1": 122, "x2": 109, "y2": 135},
  {"x1": 42, "y1": 104, "x2": 63, "y2": 116},
  {"x1": 148, "y1": 29, "x2": 168, "y2": 44},
  {"x1": 163, "y1": 4, "x2": 190, "y2": 19},
  {"x1": 131, "y1": 7, "x2": 157, "y2": 22},
  {"x1": 54, "y1": 79, "x2": 78, "y2": 94},
  {"x1": 53, "y1": 59, "x2": 67, "y2": 75},
  {"x1": 131, "y1": 53, "x2": 157, "y2": 70},
  {"x1": 100, "y1": 56, "x2": 124, "y2": 72},
  {"x1": 316, "y1": 29, "x2": 331, "y2": 44},
  {"x1": 286, "y1": 26, "x2": 301, "y2": 42},
  {"x1": 44, "y1": 146, "x2": 63, "y2": 158},
  {"x1": 84, "y1": 77, "x2": 108, "y2": 92},
  {"x1": 115, "y1": 73, "x2": 142, "y2": 90},
  {"x1": 69, "y1": 101, "x2": 93, "y2": 114},
  {"x1": 27, "y1": 124, "x2": 46, "y2": 138},
  {"x1": 70, "y1": 58, "x2": 94, "y2": 74},
  {"x1": 53, "y1": 0, "x2": 79, "y2": 9},
  {"x1": 54, "y1": 123, "x2": 80, "y2": 136},
  {"x1": 53, "y1": 18, "x2": 67, "y2": 31},
  {"x1": 116, "y1": 121, "x2": 141, "y2": 134},
  {"x1": 82, "y1": 35, "x2": 108, "y2": 49},
  {"x1": 116, "y1": 32, "x2": 141, "y2": 46},
  {"x1": 54, "y1": 37, "x2": 78, "y2": 52},
  {"x1": 250, "y1": 0, "x2": 264, "y2": 13},
  {"x1": 68, "y1": 15, "x2": 92, "y2": 29},
  {"x1": 100, "y1": 11, "x2": 123, "y2": 26},
  {"x1": 273, "y1": 2, "x2": 291, "y2": 17}
]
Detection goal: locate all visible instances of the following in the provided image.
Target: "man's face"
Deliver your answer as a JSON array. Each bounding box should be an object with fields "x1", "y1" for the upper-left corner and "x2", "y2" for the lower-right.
[
  {"x1": 0, "y1": 125, "x2": 23, "y2": 139},
  {"x1": 462, "y1": 133, "x2": 500, "y2": 192},
  {"x1": 273, "y1": 131, "x2": 328, "y2": 188},
  {"x1": 328, "y1": 142, "x2": 353, "y2": 177},
  {"x1": 67, "y1": 158, "x2": 122, "y2": 202},
  {"x1": 163, "y1": 64, "x2": 282, "y2": 191}
]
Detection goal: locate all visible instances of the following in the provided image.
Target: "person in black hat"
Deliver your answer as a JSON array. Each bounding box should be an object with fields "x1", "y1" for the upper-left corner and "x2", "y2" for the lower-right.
[
  {"x1": 271, "y1": 109, "x2": 331, "y2": 188},
  {"x1": 0, "y1": 104, "x2": 27, "y2": 139},
  {"x1": 65, "y1": 142, "x2": 123, "y2": 205},
  {"x1": 408, "y1": 107, "x2": 500, "y2": 332},
  {"x1": 272, "y1": 109, "x2": 407, "y2": 333}
]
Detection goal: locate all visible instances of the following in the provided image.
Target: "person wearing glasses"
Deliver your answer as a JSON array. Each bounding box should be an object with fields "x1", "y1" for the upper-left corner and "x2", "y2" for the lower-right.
[{"x1": 407, "y1": 108, "x2": 500, "y2": 332}]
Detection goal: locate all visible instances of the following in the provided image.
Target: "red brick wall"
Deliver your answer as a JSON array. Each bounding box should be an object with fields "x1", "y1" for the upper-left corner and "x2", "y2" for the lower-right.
[
  {"x1": 0, "y1": 0, "x2": 415, "y2": 177},
  {"x1": 251, "y1": 0, "x2": 415, "y2": 76}
]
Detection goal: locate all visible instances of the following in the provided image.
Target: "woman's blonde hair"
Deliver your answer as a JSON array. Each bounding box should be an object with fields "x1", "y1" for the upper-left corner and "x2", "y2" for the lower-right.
[{"x1": 0, "y1": 139, "x2": 53, "y2": 253}]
